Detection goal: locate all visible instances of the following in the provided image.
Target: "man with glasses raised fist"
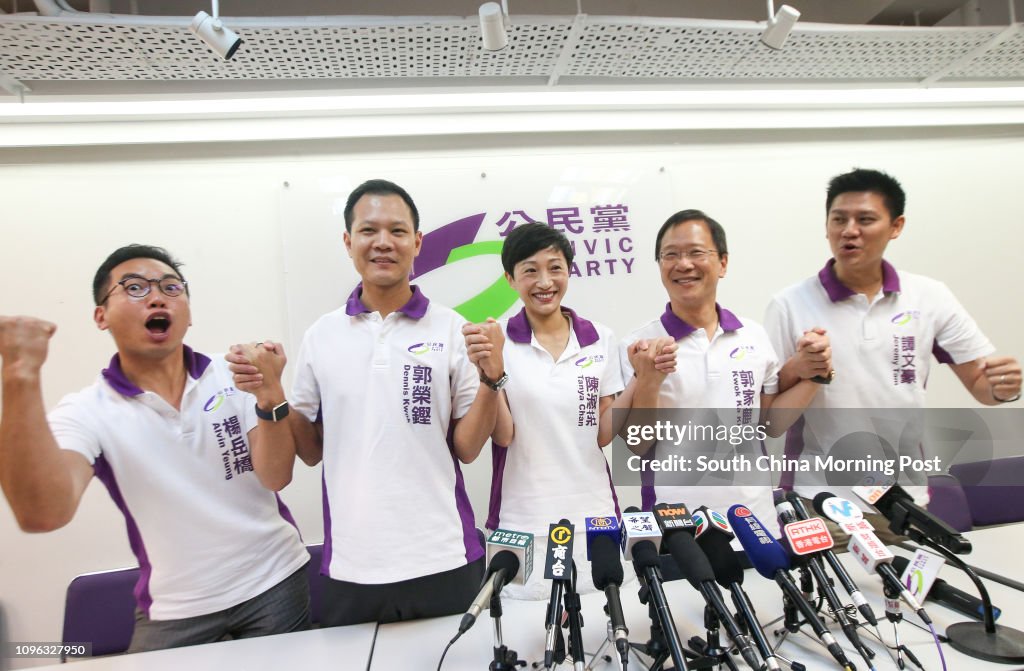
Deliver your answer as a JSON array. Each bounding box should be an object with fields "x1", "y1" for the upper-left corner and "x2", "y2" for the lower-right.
[{"x1": 0, "y1": 244, "x2": 310, "y2": 652}]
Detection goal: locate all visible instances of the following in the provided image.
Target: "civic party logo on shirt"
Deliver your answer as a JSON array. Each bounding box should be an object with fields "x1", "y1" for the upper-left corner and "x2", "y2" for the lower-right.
[
  {"x1": 203, "y1": 387, "x2": 239, "y2": 412},
  {"x1": 407, "y1": 342, "x2": 445, "y2": 355},
  {"x1": 890, "y1": 310, "x2": 921, "y2": 326},
  {"x1": 574, "y1": 354, "x2": 606, "y2": 368},
  {"x1": 729, "y1": 345, "x2": 755, "y2": 360}
]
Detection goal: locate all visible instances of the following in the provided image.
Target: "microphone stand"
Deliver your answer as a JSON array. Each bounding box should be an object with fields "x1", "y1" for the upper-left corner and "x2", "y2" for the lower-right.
[
  {"x1": 583, "y1": 619, "x2": 622, "y2": 671},
  {"x1": 729, "y1": 584, "x2": 790, "y2": 671},
  {"x1": 563, "y1": 562, "x2": 586, "y2": 671},
  {"x1": 910, "y1": 533, "x2": 1024, "y2": 664},
  {"x1": 686, "y1": 603, "x2": 740, "y2": 671},
  {"x1": 628, "y1": 583, "x2": 690, "y2": 671},
  {"x1": 539, "y1": 578, "x2": 567, "y2": 670},
  {"x1": 489, "y1": 587, "x2": 527, "y2": 671}
]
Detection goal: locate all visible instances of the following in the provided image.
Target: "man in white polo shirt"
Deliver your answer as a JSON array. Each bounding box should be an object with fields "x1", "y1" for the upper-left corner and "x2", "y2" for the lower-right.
[
  {"x1": 765, "y1": 168, "x2": 1022, "y2": 537},
  {"x1": 620, "y1": 210, "x2": 827, "y2": 527},
  {"x1": 0, "y1": 245, "x2": 310, "y2": 652},
  {"x1": 232, "y1": 179, "x2": 503, "y2": 626}
]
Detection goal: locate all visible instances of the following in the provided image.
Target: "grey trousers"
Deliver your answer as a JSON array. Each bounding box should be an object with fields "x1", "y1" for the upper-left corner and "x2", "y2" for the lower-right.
[{"x1": 127, "y1": 563, "x2": 311, "y2": 653}]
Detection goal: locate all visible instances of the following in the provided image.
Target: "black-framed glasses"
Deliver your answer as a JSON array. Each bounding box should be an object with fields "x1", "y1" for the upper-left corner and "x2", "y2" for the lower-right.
[
  {"x1": 101, "y1": 275, "x2": 188, "y2": 303},
  {"x1": 657, "y1": 248, "x2": 719, "y2": 264}
]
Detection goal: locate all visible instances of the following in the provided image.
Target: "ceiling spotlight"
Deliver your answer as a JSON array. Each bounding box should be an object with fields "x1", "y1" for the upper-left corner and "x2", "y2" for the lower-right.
[
  {"x1": 760, "y1": 1, "x2": 800, "y2": 50},
  {"x1": 190, "y1": 0, "x2": 242, "y2": 60},
  {"x1": 479, "y1": 1, "x2": 509, "y2": 52}
]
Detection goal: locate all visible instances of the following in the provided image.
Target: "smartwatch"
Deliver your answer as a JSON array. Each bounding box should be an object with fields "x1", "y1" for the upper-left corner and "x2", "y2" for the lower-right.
[{"x1": 255, "y1": 400, "x2": 290, "y2": 422}]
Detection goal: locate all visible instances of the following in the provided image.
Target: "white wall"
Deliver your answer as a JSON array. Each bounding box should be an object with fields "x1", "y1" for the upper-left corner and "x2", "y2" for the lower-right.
[{"x1": 1, "y1": 120, "x2": 1022, "y2": 667}]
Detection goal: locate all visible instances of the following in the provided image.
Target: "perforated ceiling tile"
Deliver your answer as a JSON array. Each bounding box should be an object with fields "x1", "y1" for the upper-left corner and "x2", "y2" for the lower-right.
[
  {"x1": 566, "y1": 24, "x2": 756, "y2": 79},
  {"x1": 950, "y1": 28, "x2": 1024, "y2": 80},
  {"x1": 731, "y1": 28, "x2": 1001, "y2": 80},
  {"x1": 0, "y1": 14, "x2": 1022, "y2": 92}
]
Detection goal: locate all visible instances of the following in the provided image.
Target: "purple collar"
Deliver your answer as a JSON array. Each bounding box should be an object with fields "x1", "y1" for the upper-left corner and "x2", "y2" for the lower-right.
[
  {"x1": 505, "y1": 307, "x2": 600, "y2": 348},
  {"x1": 659, "y1": 303, "x2": 743, "y2": 340},
  {"x1": 101, "y1": 345, "x2": 210, "y2": 397},
  {"x1": 344, "y1": 283, "x2": 430, "y2": 319},
  {"x1": 817, "y1": 258, "x2": 901, "y2": 303}
]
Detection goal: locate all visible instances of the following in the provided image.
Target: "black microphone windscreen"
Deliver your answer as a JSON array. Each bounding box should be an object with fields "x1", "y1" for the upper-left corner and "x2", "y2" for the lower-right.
[
  {"x1": 631, "y1": 540, "x2": 662, "y2": 570},
  {"x1": 697, "y1": 531, "x2": 744, "y2": 586},
  {"x1": 624, "y1": 506, "x2": 640, "y2": 514},
  {"x1": 772, "y1": 489, "x2": 786, "y2": 505},
  {"x1": 489, "y1": 549, "x2": 520, "y2": 579},
  {"x1": 891, "y1": 555, "x2": 909, "y2": 573},
  {"x1": 590, "y1": 535, "x2": 624, "y2": 589},
  {"x1": 812, "y1": 491, "x2": 836, "y2": 516},
  {"x1": 667, "y1": 532, "x2": 715, "y2": 586}
]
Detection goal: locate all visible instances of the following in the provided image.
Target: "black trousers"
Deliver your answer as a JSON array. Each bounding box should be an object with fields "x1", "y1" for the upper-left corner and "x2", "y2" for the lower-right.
[{"x1": 320, "y1": 558, "x2": 485, "y2": 627}]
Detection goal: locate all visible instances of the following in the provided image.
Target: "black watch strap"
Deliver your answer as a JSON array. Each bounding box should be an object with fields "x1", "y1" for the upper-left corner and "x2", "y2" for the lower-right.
[
  {"x1": 479, "y1": 371, "x2": 509, "y2": 392},
  {"x1": 255, "y1": 400, "x2": 290, "y2": 422}
]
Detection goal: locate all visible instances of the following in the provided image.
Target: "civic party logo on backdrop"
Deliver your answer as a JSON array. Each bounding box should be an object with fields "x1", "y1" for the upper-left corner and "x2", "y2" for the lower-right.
[{"x1": 413, "y1": 205, "x2": 637, "y2": 322}]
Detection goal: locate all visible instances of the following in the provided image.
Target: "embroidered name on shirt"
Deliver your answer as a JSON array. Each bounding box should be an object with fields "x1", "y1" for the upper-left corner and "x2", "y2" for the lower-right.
[
  {"x1": 402, "y1": 364, "x2": 433, "y2": 425},
  {"x1": 731, "y1": 370, "x2": 756, "y2": 424},
  {"x1": 892, "y1": 335, "x2": 917, "y2": 385},
  {"x1": 211, "y1": 414, "x2": 252, "y2": 480},
  {"x1": 577, "y1": 375, "x2": 599, "y2": 427}
]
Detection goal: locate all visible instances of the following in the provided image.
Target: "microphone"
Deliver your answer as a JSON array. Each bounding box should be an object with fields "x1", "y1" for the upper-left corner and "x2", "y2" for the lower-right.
[
  {"x1": 775, "y1": 495, "x2": 876, "y2": 668},
  {"x1": 852, "y1": 481, "x2": 971, "y2": 555},
  {"x1": 813, "y1": 493, "x2": 932, "y2": 625},
  {"x1": 586, "y1": 517, "x2": 629, "y2": 669},
  {"x1": 693, "y1": 506, "x2": 780, "y2": 671},
  {"x1": 728, "y1": 504, "x2": 854, "y2": 671},
  {"x1": 892, "y1": 555, "x2": 1001, "y2": 622},
  {"x1": 460, "y1": 551, "x2": 519, "y2": 633},
  {"x1": 653, "y1": 503, "x2": 760, "y2": 670},
  {"x1": 542, "y1": 519, "x2": 574, "y2": 669},
  {"x1": 788, "y1": 492, "x2": 879, "y2": 628},
  {"x1": 459, "y1": 529, "x2": 534, "y2": 634},
  {"x1": 621, "y1": 507, "x2": 689, "y2": 671}
]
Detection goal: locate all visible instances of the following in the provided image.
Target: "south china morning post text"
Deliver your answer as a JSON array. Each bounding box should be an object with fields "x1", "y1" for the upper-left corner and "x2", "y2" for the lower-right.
[{"x1": 609, "y1": 408, "x2": 1024, "y2": 488}]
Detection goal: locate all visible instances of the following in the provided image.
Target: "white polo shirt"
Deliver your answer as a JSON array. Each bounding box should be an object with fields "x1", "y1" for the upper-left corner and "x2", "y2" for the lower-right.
[
  {"x1": 486, "y1": 308, "x2": 624, "y2": 597},
  {"x1": 764, "y1": 260, "x2": 995, "y2": 505},
  {"x1": 50, "y1": 347, "x2": 308, "y2": 621},
  {"x1": 620, "y1": 304, "x2": 780, "y2": 529},
  {"x1": 292, "y1": 285, "x2": 483, "y2": 584}
]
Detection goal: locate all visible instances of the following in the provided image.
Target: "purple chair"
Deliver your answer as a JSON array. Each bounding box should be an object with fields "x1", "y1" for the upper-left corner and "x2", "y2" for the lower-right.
[
  {"x1": 950, "y1": 456, "x2": 1024, "y2": 527},
  {"x1": 62, "y1": 544, "x2": 326, "y2": 659},
  {"x1": 926, "y1": 474, "x2": 973, "y2": 532},
  {"x1": 61, "y1": 566, "x2": 139, "y2": 659}
]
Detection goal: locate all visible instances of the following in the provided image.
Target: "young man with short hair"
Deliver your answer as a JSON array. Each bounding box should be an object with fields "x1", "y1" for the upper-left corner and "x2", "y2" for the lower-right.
[
  {"x1": 765, "y1": 168, "x2": 1022, "y2": 534},
  {"x1": 0, "y1": 244, "x2": 309, "y2": 652},
  {"x1": 232, "y1": 179, "x2": 504, "y2": 626}
]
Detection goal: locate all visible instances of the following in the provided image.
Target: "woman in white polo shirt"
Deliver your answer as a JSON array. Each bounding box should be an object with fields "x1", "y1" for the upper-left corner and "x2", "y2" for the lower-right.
[{"x1": 478, "y1": 223, "x2": 635, "y2": 598}]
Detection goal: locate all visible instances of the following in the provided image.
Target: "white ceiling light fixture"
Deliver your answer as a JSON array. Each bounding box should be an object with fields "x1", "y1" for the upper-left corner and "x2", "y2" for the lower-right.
[
  {"x1": 760, "y1": 0, "x2": 800, "y2": 50},
  {"x1": 479, "y1": 0, "x2": 509, "y2": 52},
  {"x1": 190, "y1": 0, "x2": 242, "y2": 61}
]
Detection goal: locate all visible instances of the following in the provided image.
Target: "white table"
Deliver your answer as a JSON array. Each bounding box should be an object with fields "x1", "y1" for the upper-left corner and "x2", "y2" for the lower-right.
[
  {"x1": 32, "y1": 622, "x2": 376, "y2": 670},
  {"x1": 373, "y1": 525, "x2": 1024, "y2": 670},
  {"x1": 27, "y1": 525, "x2": 1024, "y2": 671}
]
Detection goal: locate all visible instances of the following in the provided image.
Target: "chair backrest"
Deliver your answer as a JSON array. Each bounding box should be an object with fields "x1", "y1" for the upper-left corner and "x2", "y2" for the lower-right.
[
  {"x1": 950, "y1": 455, "x2": 1024, "y2": 527},
  {"x1": 61, "y1": 566, "x2": 139, "y2": 657},
  {"x1": 62, "y1": 543, "x2": 326, "y2": 657},
  {"x1": 926, "y1": 474, "x2": 973, "y2": 532}
]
